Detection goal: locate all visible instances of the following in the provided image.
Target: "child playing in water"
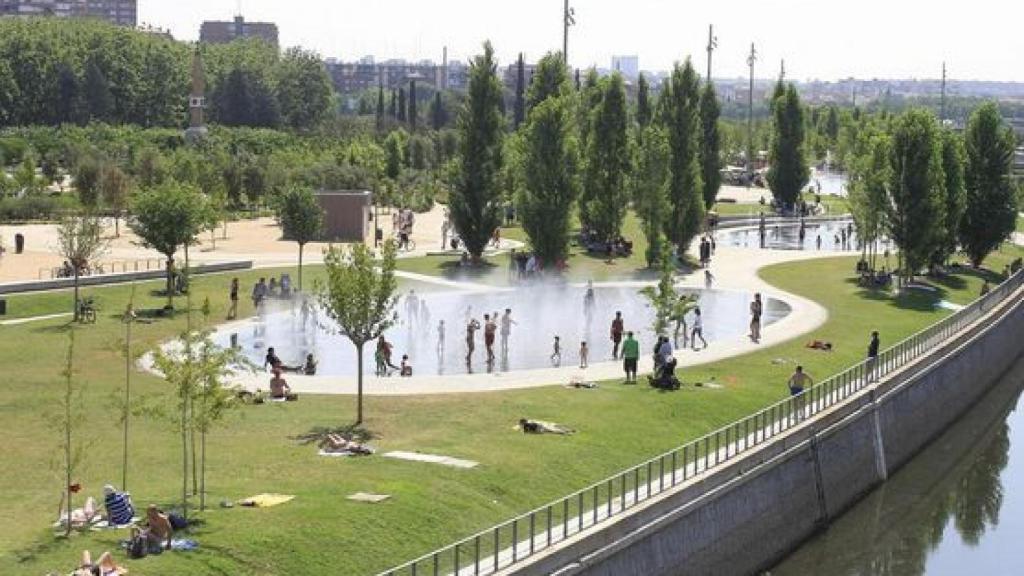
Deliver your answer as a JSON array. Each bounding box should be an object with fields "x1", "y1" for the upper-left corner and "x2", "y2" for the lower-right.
[
  {"x1": 579, "y1": 341, "x2": 589, "y2": 369},
  {"x1": 551, "y1": 336, "x2": 561, "y2": 366}
]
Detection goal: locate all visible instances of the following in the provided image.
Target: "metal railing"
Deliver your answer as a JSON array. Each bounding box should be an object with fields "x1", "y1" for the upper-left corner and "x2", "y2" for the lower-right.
[
  {"x1": 40, "y1": 258, "x2": 165, "y2": 280},
  {"x1": 380, "y1": 269, "x2": 1024, "y2": 576}
]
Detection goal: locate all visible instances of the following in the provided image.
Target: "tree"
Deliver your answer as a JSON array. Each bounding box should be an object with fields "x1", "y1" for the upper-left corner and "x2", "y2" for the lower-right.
[
  {"x1": 451, "y1": 42, "x2": 505, "y2": 262},
  {"x1": 847, "y1": 130, "x2": 890, "y2": 269},
  {"x1": 129, "y1": 182, "x2": 207, "y2": 309},
  {"x1": 211, "y1": 67, "x2": 279, "y2": 127},
  {"x1": 276, "y1": 47, "x2": 333, "y2": 130},
  {"x1": 57, "y1": 330, "x2": 83, "y2": 537},
  {"x1": 100, "y1": 164, "x2": 132, "y2": 237},
  {"x1": 518, "y1": 90, "x2": 578, "y2": 267},
  {"x1": 935, "y1": 130, "x2": 966, "y2": 266},
  {"x1": 698, "y1": 82, "x2": 722, "y2": 210},
  {"x1": 56, "y1": 215, "x2": 109, "y2": 322},
  {"x1": 636, "y1": 73, "x2": 651, "y2": 129},
  {"x1": 766, "y1": 84, "x2": 810, "y2": 209},
  {"x1": 429, "y1": 91, "x2": 447, "y2": 130},
  {"x1": 384, "y1": 130, "x2": 407, "y2": 180},
  {"x1": 73, "y1": 158, "x2": 102, "y2": 209},
  {"x1": 397, "y1": 87, "x2": 407, "y2": 123},
  {"x1": 0, "y1": 58, "x2": 18, "y2": 127},
  {"x1": 584, "y1": 74, "x2": 630, "y2": 242},
  {"x1": 959, "y1": 102, "x2": 1018, "y2": 268},
  {"x1": 82, "y1": 60, "x2": 113, "y2": 122},
  {"x1": 513, "y1": 52, "x2": 526, "y2": 129},
  {"x1": 639, "y1": 238, "x2": 678, "y2": 336},
  {"x1": 276, "y1": 186, "x2": 324, "y2": 291},
  {"x1": 662, "y1": 60, "x2": 704, "y2": 250},
  {"x1": 317, "y1": 241, "x2": 399, "y2": 424},
  {"x1": 408, "y1": 80, "x2": 418, "y2": 131},
  {"x1": 56, "y1": 63, "x2": 78, "y2": 125},
  {"x1": 375, "y1": 83, "x2": 385, "y2": 129},
  {"x1": 633, "y1": 126, "x2": 671, "y2": 267},
  {"x1": 885, "y1": 109, "x2": 945, "y2": 281},
  {"x1": 528, "y1": 52, "x2": 570, "y2": 110},
  {"x1": 389, "y1": 89, "x2": 397, "y2": 118}
]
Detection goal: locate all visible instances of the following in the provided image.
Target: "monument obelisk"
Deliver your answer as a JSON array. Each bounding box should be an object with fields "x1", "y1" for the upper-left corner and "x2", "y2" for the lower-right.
[{"x1": 185, "y1": 46, "x2": 208, "y2": 143}]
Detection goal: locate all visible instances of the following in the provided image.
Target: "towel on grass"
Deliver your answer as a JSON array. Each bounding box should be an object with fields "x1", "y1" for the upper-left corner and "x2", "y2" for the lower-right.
[
  {"x1": 347, "y1": 493, "x2": 391, "y2": 503},
  {"x1": 238, "y1": 494, "x2": 295, "y2": 508}
]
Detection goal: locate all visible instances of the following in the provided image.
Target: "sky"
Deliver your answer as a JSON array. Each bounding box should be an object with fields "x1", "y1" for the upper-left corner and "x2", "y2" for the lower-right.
[{"x1": 138, "y1": 0, "x2": 1024, "y2": 82}]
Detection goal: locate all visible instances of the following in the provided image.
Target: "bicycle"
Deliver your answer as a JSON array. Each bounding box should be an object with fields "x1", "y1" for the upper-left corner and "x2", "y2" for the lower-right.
[{"x1": 77, "y1": 297, "x2": 97, "y2": 324}]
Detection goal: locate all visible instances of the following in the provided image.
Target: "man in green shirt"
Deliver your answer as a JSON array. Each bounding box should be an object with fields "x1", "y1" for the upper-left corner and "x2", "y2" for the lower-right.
[{"x1": 621, "y1": 332, "x2": 640, "y2": 383}]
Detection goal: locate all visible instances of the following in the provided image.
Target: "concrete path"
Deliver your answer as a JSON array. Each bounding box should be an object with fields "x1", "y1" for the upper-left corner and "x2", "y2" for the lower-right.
[{"x1": 0, "y1": 312, "x2": 72, "y2": 326}]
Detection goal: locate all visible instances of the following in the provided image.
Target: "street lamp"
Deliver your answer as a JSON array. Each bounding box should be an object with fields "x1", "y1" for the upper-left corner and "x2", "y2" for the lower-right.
[
  {"x1": 563, "y1": 0, "x2": 576, "y2": 67},
  {"x1": 746, "y1": 43, "x2": 758, "y2": 179}
]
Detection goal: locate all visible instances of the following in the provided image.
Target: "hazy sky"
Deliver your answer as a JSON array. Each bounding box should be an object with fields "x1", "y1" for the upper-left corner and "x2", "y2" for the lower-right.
[{"x1": 138, "y1": 0, "x2": 1024, "y2": 81}]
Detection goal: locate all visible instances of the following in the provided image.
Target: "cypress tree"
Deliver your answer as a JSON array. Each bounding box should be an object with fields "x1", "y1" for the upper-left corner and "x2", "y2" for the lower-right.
[
  {"x1": 766, "y1": 84, "x2": 809, "y2": 209},
  {"x1": 430, "y1": 92, "x2": 446, "y2": 130},
  {"x1": 636, "y1": 72, "x2": 651, "y2": 128},
  {"x1": 934, "y1": 129, "x2": 965, "y2": 265},
  {"x1": 408, "y1": 80, "x2": 417, "y2": 130},
  {"x1": 376, "y1": 83, "x2": 384, "y2": 128},
  {"x1": 389, "y1": 89, "x2": 397, "y2": 118},
  {"x1": 584, "y1": 74, "x2": 630, "y2": 242},
  {"x1": 451, "y1": 41, "x2": 505, "y2": 262},
  {"x1": 82, "y1": 60, "x2": 113, "y2": 122},
  {"x1": 397, "y1": 87, "x2": 407, "y2": 122},
  {"x1": 513, "y1": 52, "x2": 526, "y2": 129},
  {"x1": 662, "y1": 59, "x2": 704, "y2": 251},
  {"x1": 698, "y1": 82, "x2": 722, "y2": 209}
]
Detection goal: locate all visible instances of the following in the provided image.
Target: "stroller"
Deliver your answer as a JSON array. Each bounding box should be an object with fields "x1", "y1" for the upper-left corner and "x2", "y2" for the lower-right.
[{"x1": 649, "y1": 357, "x2": 681, "y2": 391}]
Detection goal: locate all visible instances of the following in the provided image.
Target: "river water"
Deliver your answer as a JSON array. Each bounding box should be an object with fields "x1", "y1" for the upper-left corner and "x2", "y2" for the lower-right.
[{"x1": 770, "y1": 355, "x2": 1024, "y2": 576}]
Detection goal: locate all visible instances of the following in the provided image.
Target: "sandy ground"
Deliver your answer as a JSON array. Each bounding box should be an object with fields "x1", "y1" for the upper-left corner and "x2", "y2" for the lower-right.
[
  {"x1": 0, "y1": 204, "x2": 453, "y2": 283},
  {"x1": 716, "y1": 185, "x2": 772, "y2": 205}
]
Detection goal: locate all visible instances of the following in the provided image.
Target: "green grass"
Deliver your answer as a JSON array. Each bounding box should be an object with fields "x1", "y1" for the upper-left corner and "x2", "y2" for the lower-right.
[
  {"x1": 711, "y1": 192, "x2": 850, "y2": 218},
  {"x1": 0, "y1": 242, "x2": 1020, "y2": 575}
]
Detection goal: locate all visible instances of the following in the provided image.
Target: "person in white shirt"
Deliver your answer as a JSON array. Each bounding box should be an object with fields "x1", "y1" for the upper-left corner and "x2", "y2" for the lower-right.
[
  {"x1": 500, "y1": 308, "x2": 517, "y2": 356},
  {"x1": 690, "y1": 307, "x2": 708, "y2": 350}
]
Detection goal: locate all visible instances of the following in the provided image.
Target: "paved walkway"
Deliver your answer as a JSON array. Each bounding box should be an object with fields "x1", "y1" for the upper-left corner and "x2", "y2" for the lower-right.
[{"x1": 210, "y1": 245, "x2": 830, "y2": 396}]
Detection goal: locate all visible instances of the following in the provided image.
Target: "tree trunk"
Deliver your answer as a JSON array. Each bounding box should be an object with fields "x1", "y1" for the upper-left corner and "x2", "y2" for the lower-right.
[
  {"x1": 122, "y1": 319, "x2": 131, "y2": 492},
  {"x1": 298, "y1": 243, "x2": 304, "y2": 292},
  {"x1": 114, "y1": 215, "x2": 120, "y2": 238},
  {"x1": 181, "y1": 374, "x2": 189, "y2": 521},
  {"x1": 73, "y1": 268, "x2": 80, "y2": 323},
  {"x1": 356, "y1": 342, "x2": 364, "y2": 425},
  {"x1": 166, "y1": 257, "x2": 175, "y2": 309},
  {"x1": 190, "y1": 396, "x2": 197, "y2": 496}
]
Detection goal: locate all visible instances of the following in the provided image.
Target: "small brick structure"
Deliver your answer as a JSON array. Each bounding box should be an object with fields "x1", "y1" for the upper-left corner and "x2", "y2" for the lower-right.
[{"x1": 315, "y1": 190, "x2": 373, "y2": 243}]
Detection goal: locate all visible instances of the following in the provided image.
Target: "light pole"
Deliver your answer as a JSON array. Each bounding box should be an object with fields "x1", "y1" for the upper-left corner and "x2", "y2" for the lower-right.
[
  {"x1": 706, "y1": 24, "x2": 718, "y2": 83},
  {"x1": 121, "y1": 299, "x2": 136, "y2": 491},
  {"x1": 563, "y1": 0, "x2": 576, "y2": 67},
  {"x1": 746, "y1": 43, "x2": 758, "y2": 178}
]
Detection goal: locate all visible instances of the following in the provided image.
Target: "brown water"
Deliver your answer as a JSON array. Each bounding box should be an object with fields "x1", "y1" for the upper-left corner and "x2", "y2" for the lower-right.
[{"x1": 770, "y1": 355, "x2": 1024, "y2": 576}]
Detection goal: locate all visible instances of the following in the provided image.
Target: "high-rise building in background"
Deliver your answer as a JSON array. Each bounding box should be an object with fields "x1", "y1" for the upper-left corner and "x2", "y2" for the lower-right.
[
  {"x1": 200, "y1": 15, "x2": 278, "y2": 47},
  {"x1": 611, "y1": 55, "x2": 639, "y2": 79},
  {"x1": 0, "y1": 0, "x2": 136, "y2": 26}
]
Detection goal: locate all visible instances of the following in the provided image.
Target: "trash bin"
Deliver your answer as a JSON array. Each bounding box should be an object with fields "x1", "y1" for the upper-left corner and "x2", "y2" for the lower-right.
[
  {"x1": 0, "y1": 298, "x2": 7, "y2": 316},
  {"x1": 14, "y1": 233, "x2": 24, "y2": 254}
]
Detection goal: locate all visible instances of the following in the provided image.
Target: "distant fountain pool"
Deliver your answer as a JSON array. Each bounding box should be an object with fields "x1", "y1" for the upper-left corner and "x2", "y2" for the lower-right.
[
  {"x1": 215, "y1": 285, "x2": 791, "y2": 377},
  {"x1": 717, "y1": 219, "x2": 872, "y2": 252}
]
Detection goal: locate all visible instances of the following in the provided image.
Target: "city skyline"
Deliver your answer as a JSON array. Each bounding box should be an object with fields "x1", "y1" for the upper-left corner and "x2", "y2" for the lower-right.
[{"x1": 135, "y1": 0, "x2": 1024, "y2": 82}]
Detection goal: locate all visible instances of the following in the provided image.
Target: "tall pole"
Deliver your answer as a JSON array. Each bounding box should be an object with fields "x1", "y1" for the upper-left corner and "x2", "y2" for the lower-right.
[
  {"x1": 706, "y1": 24, "x2": 717, "y2": 83},
  {"x1": 563, "y1": 0, "x2": 575, "y2": 67},
  {"x1": 940, "y1": 62, "x2": 947, "y2": 123},
  {"x1": 746, "y1": 43, "x2": 757, "y2": 177}
]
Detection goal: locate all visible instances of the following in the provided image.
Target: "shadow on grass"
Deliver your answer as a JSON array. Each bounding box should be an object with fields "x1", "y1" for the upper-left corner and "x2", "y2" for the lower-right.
[
  {"x1": 842, "y1": 276, "x2": 946, "y2": 313},
  {"x1": 435, "y1": 259, "x2": 501, "y2": 283},
  {"x1": 291, "y1": 424, "x2": 376, "y2": 445}
]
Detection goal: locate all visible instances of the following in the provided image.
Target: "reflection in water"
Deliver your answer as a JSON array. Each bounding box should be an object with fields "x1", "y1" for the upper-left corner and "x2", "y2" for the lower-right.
[{"x1": 771, "y1": 357, "x2": 1024, "y2": 576}]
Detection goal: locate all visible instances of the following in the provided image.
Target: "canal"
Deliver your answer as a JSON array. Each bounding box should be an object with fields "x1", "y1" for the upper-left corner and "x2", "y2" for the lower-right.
[{"x1": 770, "y1": 354, "x2": 1024, "y2": 575}]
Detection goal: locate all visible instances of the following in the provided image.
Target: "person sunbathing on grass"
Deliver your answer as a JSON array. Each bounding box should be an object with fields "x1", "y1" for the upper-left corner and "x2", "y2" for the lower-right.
[
  {"x1": 806, "y1": 340, "x2": 834, "y2": 351},
  {"x1": 519, "y1": 418, "x2": 575, "y2": 435},
  {"x1": 71, "y1": 550, "x2": 125, "y2": 576},
  {"x1": 320, "y1": 433, "x2": 374, "y2": 455}
]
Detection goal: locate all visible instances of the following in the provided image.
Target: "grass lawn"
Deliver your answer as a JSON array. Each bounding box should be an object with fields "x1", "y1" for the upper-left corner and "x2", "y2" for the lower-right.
[
  {"x1": 1, "y1": 242, "x2": 1020, "y2": 575},
  {"x1": 711, "y1": 192, "x2": 849, "y2": 219}
]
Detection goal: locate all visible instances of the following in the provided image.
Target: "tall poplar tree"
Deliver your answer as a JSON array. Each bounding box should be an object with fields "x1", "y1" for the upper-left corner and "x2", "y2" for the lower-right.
[
  {"x1": 885, "y1": 108, "x2": 945, "y2": 281},
  {"x1": 397, "y1": 87, "x2": 407, "y2": 123},
  {"x1": 959, "y1": 102, "x2": 1018, "y2": 267},
  {"x1": 452, "y1": 41, "x2": 505, "y2": 262},
  {"x1": 698, "y1": 82, "x2": 722, "y2": 209},
  {"x1": 935, "y1": 130, "x2": 966, "y2": 266},
  {"x1": 518, "y1": 91, "x2": 578, "y2": 265},
  {"x1": 584, "y1": 73, "x2": 630, "y2": 242},
  {"x1": 513, "y1": 52, "x2": 526, "y2": 129},
  {"x1": 408, "y1": 80, "x2": 417, "y2": 131},
  {"x1": 766, "y1": 84, "x2": 809, "y2": 209},
  {"x1": 633, "y1": 125, "x2": 671, "y2": 267},
  {"x1": 375, "y1": 83, "x2": 384, "y2": 129},
  {"x1": 662, "y1": 59, "x2": 704, "y2": 250},
  {"x1": 636, "y1": 72, "x2": 651, "y2": 129}
]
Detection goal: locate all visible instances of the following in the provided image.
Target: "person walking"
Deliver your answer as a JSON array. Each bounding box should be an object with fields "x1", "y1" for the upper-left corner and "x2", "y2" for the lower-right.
[
  {"x1": 621, "y1": 332, "x2": 639, "y2": 384},
  {"x1": 690, "y1": 307, "x2": 708, "y2": 350},
  {"x1": 866, "y1": 331, "x2": 880, "y2": 382},
  {"x1": 610, "y1": 311, "x2": 624, "y2": 359},
  {"x1": 704, "y1": 269, "x2": 715, "y2": 290},
  {"x1": 228, "y1": 277, "x2": 239, "y2": 319},
  {"x1": 500, "y1": 309, "x2": 516, "y2": 356},
  {"x1": 483, "y1": 314, "x2": 497, "y2": 362},
  {"x1": 465, "y1": 318, "x2": 481, "y2": 365},
  {"x1": 749, "y1": 293, "x2": 763, "y2": 343},
  {"x1": 787, "y1": 365, "x2": 813, "y2": 419}
]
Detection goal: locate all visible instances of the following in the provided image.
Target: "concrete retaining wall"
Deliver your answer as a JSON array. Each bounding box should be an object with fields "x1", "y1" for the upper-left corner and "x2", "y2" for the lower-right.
[
  {"x1": 518, "y1": 286, "x2": 1024, "y2": 576},
  {"x1": 0, "y1": 261, "x2": 253, "y2": 296}
]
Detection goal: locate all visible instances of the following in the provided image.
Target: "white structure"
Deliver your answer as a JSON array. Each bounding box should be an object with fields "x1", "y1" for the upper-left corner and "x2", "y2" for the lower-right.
[{"x1": 611, "y1": 55, "x2": 639, "y2": 79}]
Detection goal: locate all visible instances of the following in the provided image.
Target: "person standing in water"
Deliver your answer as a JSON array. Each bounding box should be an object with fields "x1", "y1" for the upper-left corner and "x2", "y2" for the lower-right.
[
  {"x1": 583, "y1": 281, "x2": 596, "y2": 326},
  {"x1": 750, "y1": 293, "x2": 763, "y2": 343},
  {"x1": 500, "y1": 309, "x2": 516, "y2": 356},
  {"x1": 704, "y1": 269, "x2": 715, "y2": 290},
  {"x1": 690, "y1": 307, "x2": 708, "y2": 350},
  {"x1": 579, "y1": 341, "x2": 589, "y2": 369},
  {"x1": 551, "y1": 336, "x2": 562, "y2": 366},
  {"x1": 465, "y1": 317, "x2": 481, "y2": 364},
  {"x1": 437, "y1": 320, "x2": 446, "y2": 354},
  {"x1": 483, "y1": 314, "x2": 497, "y2": 362},
  {"x1": 621, "y1": 332, "x2": 639, "y2": 383},
  {"x1": 610, "y1": 311, "x2": 624, "y2": 360}
]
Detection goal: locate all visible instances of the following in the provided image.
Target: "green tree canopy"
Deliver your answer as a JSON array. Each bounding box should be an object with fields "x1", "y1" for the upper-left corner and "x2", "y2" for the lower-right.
[
  {"x1": 936, "y1": 129, "x2": 966, "y2": 265},
  {"x1": 959, "y1": 102, "x2": 1018, "y2": 267},
  {"x1": 276, "y1": 186, "x2": 324, "y2": 290},
  {"x1": 276, "y1": 47, "x2": 333, "y2": 130},
  {"x1": 698, "y1": 82, "x2": 722, "y2": 210},
  {"x1": 633, "y1": 125, "x2": 672, "y2": 267},
  {"x1": 451, "y1": 41, "x2": 505, "y2": 261},
  {"x1": 662, "y1": 59, "x2": 704, "y2": 250},
  {"x1": 584, "y1": 73, "x2": 630, "y2": 242},
  {"x1": 767, "y1": 83, "x2": 810, "y2": 209}
]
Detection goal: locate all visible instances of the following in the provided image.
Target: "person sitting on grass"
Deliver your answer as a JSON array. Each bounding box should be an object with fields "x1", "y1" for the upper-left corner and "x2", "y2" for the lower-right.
[
  {"x1": 102, "y1": 485, "x2": 133, "y2": 527},
  {"x1": 269, "y1": 369, "x2": 297, "y2": 401},
  {"x1": 320, "y1": 433, "x2": 375, "y2": 455},
  {"x1": 145, "y1": 505, "x2": 173, "y2": 552},
  {"x1": 519, "y1": 418, "x2": 575, "y2": 435}
]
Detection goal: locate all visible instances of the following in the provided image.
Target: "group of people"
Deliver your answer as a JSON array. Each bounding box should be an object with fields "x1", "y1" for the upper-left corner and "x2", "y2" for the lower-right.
[
  {"x1": 247, "y1": 275, "x2": 293, "y2": 313},
  {"x1": 508, "y1": 249, "x2": 565, "y2": 281},
  {"x1": 263, "y1": 346, "x2": 317, "y2": 400},
  {"x1": 698, "y1": 235, "x2": 716, "y2": 267}
]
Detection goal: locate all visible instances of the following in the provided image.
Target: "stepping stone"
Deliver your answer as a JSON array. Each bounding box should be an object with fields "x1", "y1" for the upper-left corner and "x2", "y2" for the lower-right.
[
  {"x1": 382, "y1": 451, "x2": 478, "y2": 469},
  {"x1": 347, "y1": 492, "x2": 391, "y2": 503}
]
